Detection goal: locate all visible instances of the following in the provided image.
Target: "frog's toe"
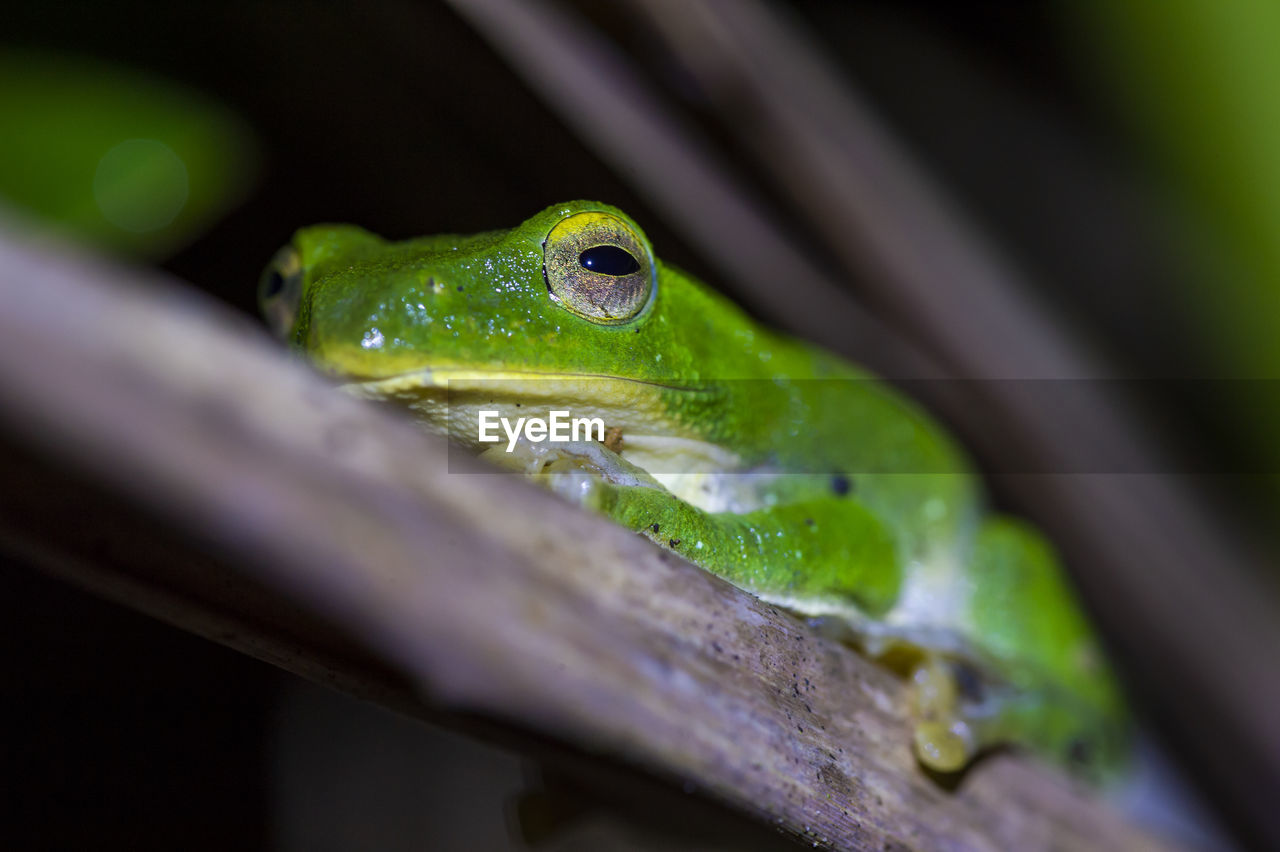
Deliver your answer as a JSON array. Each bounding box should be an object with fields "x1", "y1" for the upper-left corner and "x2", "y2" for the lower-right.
[
  {"x1": 543, "y1": 463, "x2": 611, "y2": 509},
  {"x1": 478, "y1": 439, "x2": 566, "y2": 474},
  {"x1": 909, "y1": 656, "x2": 981, "y2": 772},
  {"x1": 913, "y1": 719, "x2": 976, "y2": 773}
]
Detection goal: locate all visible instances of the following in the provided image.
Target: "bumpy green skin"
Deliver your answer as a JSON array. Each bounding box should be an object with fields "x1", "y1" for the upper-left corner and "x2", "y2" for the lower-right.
[{"x1": 265, "y1": 201, "x2": 1127, "y2": 776}]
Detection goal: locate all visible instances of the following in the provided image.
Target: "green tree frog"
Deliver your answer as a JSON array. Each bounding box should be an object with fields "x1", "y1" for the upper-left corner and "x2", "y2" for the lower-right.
[{"x1": 260, "y1": 201, "x2": 1126, "y2": 777}]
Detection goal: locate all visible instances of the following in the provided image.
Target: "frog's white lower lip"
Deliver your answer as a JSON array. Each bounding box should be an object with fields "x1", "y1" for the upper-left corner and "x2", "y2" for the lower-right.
[
  {"x1": 340, "y1": 367, "x2": 742, "y2": 489},
  {"x1": 338, "y1": 367, "x2": 703, "y2": 396},
  {"x1": 338, "y1": 367, "x2": 698, "y2": 439}
]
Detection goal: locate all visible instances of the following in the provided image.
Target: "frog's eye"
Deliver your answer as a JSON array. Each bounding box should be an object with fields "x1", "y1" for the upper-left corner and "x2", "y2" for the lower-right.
[
  {"x1": 259, "y1": 245, "x2": 303, "y2": 339},
  {"x1": 543, "y1": 211, "x2": 654, "y2": 323}
]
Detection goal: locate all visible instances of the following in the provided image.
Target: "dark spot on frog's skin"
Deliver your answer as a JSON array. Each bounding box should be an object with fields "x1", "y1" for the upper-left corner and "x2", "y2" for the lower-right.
[
  {"x1": 804, "y1": 517, "x2": 814, "y2": 526},
  {"x1": 831, "y1": 475, "x2": 851, "y2": 496},
  {"x1": 650, "y1": 523, "x2": 660, "y2": 534},
  {"x1": 456, "y1": 285, "x2": 464, "y2": 292},
  {"x1": 669, "y1": 538, "x2": 681, "y2": 547}
]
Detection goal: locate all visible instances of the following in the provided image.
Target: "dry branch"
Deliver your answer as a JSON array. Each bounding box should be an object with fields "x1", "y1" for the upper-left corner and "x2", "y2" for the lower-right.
[{"x1": 0, "y1": 227, "x2": 1169, "y2": 851}]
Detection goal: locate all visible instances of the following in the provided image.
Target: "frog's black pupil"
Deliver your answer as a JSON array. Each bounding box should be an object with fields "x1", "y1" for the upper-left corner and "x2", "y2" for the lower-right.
[
  {"x1": 264, "y1": 269, "x2": 285, "y2": 298},
  {"x1": 579, "y1": 245, "x2": 640, "y2": 276}
]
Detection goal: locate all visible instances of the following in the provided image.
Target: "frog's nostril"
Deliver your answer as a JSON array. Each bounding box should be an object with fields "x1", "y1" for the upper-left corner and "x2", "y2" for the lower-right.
[{"x1": 259, "y1": 245, "x2": 303, "y2": 339}]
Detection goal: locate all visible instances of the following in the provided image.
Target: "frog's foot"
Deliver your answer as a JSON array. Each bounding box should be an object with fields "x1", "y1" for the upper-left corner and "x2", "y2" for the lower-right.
[
  {"x1": 910, "y1": 656, "x2": 976, "y2": 772},
  {"x1": 476, "y1": 436, "x2": 591, "y2": 476},
  {"x1": 908, "y1": 655, "x2": 1016, "y2": 773}
]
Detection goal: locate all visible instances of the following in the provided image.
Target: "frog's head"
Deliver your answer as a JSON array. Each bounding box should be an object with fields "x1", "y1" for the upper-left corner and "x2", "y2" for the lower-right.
[
  {"x1": 260, "y1": 201, "x2": 659, "y2": 373},
  {"x1": 259, "y1": 201, "x2": 768, "y2": 450}
]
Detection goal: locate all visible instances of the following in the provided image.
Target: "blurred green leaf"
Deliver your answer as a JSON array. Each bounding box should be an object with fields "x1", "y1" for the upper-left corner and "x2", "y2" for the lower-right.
[
  {"x1": 1073, "y1": 1, "x2": 1280, "y2": 491},
  {"x1": 0, "y1": 50, "x2": 256, "y2": 258}
]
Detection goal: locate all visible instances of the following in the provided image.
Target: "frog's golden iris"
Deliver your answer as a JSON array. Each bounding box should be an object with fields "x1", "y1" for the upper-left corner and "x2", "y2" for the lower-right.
[{"x1": 542, "y1": 210, "x2": 654, "y2": 323}]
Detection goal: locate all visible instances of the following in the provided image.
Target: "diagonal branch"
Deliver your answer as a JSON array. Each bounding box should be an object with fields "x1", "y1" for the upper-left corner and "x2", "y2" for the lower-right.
[{"x1": 0, "y1": 226, "x2": 1169, "y2": 850}]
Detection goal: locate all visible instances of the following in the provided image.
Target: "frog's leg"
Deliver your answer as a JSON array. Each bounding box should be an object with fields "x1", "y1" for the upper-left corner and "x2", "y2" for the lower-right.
[
  {"x1": 512, "y1": 440, "x2": 906, "y2": 634},
  {"x1": 909, "y1": 652, "x2": 1061, "y2": 773},
  {"x1": 909, "y1": 653, "x2": 1125, "y2": 777},
  {"x1": 589, "y1": 463, "x2": 1029, "y2": 773},
  {"x1": 498, "y1": 440, "x2": 1077, "y2": 771},
  {"x1": 908, "y1": 518, "x2": 1128, "y2": 774}
]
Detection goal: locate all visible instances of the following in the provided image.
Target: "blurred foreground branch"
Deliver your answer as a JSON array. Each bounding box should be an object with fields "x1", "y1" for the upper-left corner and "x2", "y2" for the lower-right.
[{"x1": 0, "y1": 228, "x2": 1166, "y2": 850}]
